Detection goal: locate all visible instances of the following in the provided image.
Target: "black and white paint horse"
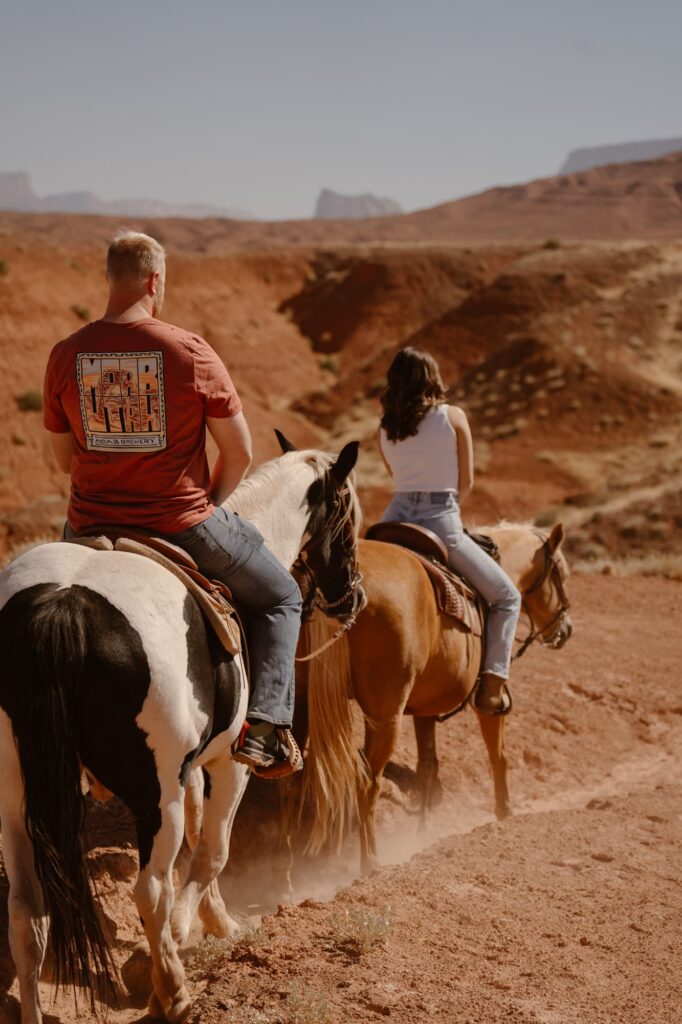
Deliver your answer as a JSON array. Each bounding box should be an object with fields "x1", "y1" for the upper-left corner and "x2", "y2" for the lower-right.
[{"x1": 0, "y1": 442, "x2": 362, "y2": 1024}]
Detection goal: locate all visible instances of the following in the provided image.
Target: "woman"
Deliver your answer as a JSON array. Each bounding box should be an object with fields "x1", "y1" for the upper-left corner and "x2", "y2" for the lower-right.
[{"x1": 378, "y1": 347, "x2": 521, "y2": 714}]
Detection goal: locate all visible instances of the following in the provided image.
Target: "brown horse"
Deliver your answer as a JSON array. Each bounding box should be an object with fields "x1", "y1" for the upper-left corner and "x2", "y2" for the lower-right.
[{"x1": 298, "y1": 522, "x2": 572, "y2": 873}]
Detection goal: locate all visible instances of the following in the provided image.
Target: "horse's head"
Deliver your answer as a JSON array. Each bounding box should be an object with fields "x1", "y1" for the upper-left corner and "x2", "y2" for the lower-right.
[
  {"x1": 275, "y1": 430, "x2": 365, "y2": 625},
  {"x1": 519, "y1": 523, "x2": 572, "y2": 651}
]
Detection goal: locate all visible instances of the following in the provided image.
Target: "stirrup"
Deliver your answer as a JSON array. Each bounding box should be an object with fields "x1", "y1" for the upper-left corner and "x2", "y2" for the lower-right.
[{"x1": 252, "y1": 729, "x2": 303, "y2": 780}]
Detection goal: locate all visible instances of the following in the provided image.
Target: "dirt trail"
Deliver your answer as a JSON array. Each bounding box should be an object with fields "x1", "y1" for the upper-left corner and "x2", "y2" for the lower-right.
[{"x1": 0, "y1": 573, "x2": 680, "y2": 1024}]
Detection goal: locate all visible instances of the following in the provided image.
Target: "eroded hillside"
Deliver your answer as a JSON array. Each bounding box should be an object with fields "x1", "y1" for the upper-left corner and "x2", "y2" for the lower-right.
[{"x1": 0, "y1": 223, "x2": 680, "y2": 572}]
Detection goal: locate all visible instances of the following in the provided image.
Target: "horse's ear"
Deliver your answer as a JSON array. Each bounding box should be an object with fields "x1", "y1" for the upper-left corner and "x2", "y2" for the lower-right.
[
  {"x1": 274, "y1": 429, "x2": 298, "y2": 453},
  {"x1": 548, "y1": 522, "x2": 565, "y2": 551},
  {"x1": 330, "y1": 441, "x2": 360, "y2": 489}
]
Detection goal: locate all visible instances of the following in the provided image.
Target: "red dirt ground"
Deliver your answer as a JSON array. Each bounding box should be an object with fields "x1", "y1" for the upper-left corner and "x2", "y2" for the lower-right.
[{"x1": 0, "y1": 573, "x2": 680, "y2": 1024}]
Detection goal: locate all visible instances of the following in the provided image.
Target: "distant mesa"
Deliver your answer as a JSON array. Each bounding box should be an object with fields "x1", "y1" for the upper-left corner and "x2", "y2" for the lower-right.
[
  {"x1": 0, "y1": 172, "x2": 253, "y2": 220},
  {"x1": 560, "y1": 136, "x2": 682, "y2": 175},
  {"x1": 314, "y1": 188, "x2": 402, "y2": 219}
]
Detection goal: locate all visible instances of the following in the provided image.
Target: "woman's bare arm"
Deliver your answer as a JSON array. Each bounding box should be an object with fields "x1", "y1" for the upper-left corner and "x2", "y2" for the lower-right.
[
  {"x1": 447, "y1": 405, "x2": 474, "y2": 501},
  {"x1": 377, "y1": 426, "x2": 392, "y2": 476}
]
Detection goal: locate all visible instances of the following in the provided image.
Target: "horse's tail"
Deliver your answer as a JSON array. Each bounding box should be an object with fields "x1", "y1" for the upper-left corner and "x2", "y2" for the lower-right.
[
  {"x1": 299, "y1": 614, "x2": 366, "y2": 854},
  {"x1": 2, "y1": 584, "x2": 116, "y2": 1004}
]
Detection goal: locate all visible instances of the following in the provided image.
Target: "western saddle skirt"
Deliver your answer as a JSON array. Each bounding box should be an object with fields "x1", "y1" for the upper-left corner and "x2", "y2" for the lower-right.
[
  {"x1": 364, "y1": 522, "x2": 484, "y2": 637},
  {"x1": 65, "y1": 529, "x2": 242, "y2": 656}
]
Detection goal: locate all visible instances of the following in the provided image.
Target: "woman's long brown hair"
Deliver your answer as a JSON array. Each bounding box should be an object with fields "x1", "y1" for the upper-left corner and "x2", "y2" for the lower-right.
[{"x1": 380, "y1": 347, "x2": 448, "y2": 441}]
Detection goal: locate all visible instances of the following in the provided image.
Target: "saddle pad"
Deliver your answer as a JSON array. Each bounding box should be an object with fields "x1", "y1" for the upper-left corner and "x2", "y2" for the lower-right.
[
  {"x1": 65, "y1": 534, "x2": 242, "y2": 656},
  {"x1": 412, "y1": 552, "x2": 482, "y2": 636}
]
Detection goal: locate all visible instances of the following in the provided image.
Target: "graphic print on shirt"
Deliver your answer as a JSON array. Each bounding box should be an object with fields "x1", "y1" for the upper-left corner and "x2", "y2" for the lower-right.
[{"x1": 77, "y1": 351, "x2": 167, "y2": 451}]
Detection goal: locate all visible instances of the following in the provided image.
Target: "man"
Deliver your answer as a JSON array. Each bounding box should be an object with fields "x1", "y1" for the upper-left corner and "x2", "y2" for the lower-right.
[{"x1": 43, "y1": 230, "x2": 301, "y2": 776}]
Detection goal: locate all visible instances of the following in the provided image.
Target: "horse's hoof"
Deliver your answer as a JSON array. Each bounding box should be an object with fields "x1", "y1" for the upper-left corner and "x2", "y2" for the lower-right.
[
  {"x1": 148, "y1": 987, "x2": 191, "y2": 1023},
  {"x1": 202, "y1": 911, "x2": 241, "y2": 939},
  {"x1": 166, "y1": 988, "x2": 192, "y2": 1023},
  {"x1": 148, "y1": 991, "x2": 164, "y2": 1020}
]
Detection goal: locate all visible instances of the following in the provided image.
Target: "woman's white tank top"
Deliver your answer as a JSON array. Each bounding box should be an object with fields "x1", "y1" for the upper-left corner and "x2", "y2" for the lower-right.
[{"x1": 380, "y1": 404, "x2": 459, "y2": 493}]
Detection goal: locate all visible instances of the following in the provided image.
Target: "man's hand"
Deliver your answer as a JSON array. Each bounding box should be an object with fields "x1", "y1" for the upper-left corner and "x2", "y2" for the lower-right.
[
  {"x1": 207, "y1": 413, "x2": 253, "y2": 504},
  {"x1": 49, "y1": 430, "x2": 74, "y2": 474}
]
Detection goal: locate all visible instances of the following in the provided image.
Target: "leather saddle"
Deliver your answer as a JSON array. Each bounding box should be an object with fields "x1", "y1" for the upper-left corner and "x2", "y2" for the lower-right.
[
  {"x1": 365, "y1": 522, "x2": 483, "y2": 636},
  {"x1": 64, "y1": 528, "x2": 242, "y2": 656}
]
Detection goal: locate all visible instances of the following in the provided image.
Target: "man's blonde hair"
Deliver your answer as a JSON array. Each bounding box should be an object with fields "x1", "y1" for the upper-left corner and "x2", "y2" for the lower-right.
[{"x1": 106, "y1": 231, "x2": 165, "y2": 282}]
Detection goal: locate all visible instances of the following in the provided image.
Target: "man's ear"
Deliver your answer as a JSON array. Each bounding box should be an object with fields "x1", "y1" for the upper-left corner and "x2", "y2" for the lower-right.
[
  {"x1": 330, "y1": 441, "x2": 360, "y2": 488},
  {"x1": 274, "y1": 429, "x2": 298, "y2": 453}
]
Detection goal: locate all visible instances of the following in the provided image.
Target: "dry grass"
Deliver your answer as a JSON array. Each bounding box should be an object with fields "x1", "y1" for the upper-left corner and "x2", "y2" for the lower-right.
[
  {"x1": 185, "y1": 934, "x2": 231, "y2": 979},
  {"x1": 286, "y1": 982, "x2": 330, "y2": 1024},
  {"x1": 326, "y1": 903, "x2": 392, "y2": 957}
]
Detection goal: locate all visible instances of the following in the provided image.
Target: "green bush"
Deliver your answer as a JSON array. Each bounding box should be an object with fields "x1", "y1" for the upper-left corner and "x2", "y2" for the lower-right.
[
  {"x1": 71, "y1": 303, "x2": 91, "y2": 322},
  {"x1": 16, "y1": 390, "x2": 43, "y2": 412}
]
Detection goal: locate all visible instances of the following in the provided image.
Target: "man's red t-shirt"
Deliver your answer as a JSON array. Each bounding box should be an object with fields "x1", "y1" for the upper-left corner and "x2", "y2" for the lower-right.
[{"x1": 43, "y1": 317, "x2": 242, "y2": 534}]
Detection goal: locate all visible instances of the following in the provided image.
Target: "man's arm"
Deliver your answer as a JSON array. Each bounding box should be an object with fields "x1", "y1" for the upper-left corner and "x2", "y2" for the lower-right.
[
  {"x1": 207, "y1": 412, "x2": 253, "y2": 505},
  {"x1": 49, "y1": 430, "x2": 74, "y2": 474}
]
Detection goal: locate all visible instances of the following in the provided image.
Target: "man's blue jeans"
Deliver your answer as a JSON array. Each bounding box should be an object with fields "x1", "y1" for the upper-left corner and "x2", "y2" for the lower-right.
[
  {"x1": 66, "y1": 507, "x2": 301, "y2": 726},
  {"x1": 166, "y1": 507, "x2": 301, "y2": 727}
]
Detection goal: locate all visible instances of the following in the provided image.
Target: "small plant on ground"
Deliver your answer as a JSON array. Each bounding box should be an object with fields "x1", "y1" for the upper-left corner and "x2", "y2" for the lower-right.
[
  {"x1": 319, "y1": 355, "x2": 339, "y2": 374},
  {"x1": 326, "y1": 903, "x2": 392, "y2": 956},
  {"x1": 71, "y1": 303, "x2": 91, "y2": 321},
  {"x1": 185, "y1": 934, "x2": 230, "y2": 979},
  {"x1": 287, "y1": 982, "x2": 329, "y2": 1024},
  {"x1": 16, "y1": 389, "x2": 43, "y2": 412},
  {"x1": 543, "y1": 238, "x2": 561, "y2": 250},
  {"x1": 0, "y1": 259, "x2": 8, "y2": 277}
]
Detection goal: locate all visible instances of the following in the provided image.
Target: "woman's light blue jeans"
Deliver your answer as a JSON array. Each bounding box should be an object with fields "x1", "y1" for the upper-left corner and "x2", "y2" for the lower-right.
[{"x1": 381, "y1": 491, "x2": 521, "y2": 678}]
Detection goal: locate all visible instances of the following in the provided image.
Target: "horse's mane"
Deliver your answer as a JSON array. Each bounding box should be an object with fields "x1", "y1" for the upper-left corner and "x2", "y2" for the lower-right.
[{"x1": 229, "y1": 450, "x2": 362, "y2": 539}]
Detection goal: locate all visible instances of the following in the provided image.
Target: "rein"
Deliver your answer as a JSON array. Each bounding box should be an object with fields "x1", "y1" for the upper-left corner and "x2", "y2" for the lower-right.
[{"x1": 513, "y1": 529, "x2": 570, "y2": 661}]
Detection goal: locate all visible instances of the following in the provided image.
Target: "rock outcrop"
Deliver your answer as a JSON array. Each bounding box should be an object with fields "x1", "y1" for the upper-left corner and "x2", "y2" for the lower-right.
[
  {"x1": 0, "y1": 172, "x2": 252, "y2": 220},
  {"x1": 560, "y1": 137, "x2": 682, "y2": 174},
  {"x1": 314, "y1": 188, "x2": 402, "y2": 219}
]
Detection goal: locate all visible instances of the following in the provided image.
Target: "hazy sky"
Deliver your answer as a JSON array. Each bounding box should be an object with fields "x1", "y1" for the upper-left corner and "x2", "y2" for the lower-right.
[{"x1": 2, "y1": 0, "x2": 681, "y2": 219}]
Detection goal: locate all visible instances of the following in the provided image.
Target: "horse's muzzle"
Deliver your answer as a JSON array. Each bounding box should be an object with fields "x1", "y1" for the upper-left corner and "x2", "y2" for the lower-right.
[{"x1": 553, "y1": 616, "x2": 573, "y2": 649}]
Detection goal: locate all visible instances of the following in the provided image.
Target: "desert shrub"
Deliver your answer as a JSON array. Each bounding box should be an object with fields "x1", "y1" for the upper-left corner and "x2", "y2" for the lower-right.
[
  {"x1": 16, "y1": 389, "x2": 43, "y2": 412},
  {"x1": 185, "y1": 934, "x2": 230, "y2": 979},
  {"x1": 543, "y1": 238, "x2": 561, "y2": 250},
  {"x1": 71, "y1": 303, "x2": 91, "y2": 321},
  {"x1": 319, "y1": 355, "x2": 339, "y2": 374},
  {"x1": 287, "y1": 982, "x2": 329, "y2": 1024},
  {"x1": 326, "y1": 903, "x2": 392, "y2": 956},
  {"x1": 0, "y1": 259, "x2": 8, "y2": 277}
]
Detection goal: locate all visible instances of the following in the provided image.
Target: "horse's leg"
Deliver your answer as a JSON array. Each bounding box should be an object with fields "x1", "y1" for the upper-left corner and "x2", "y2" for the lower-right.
[
  {"x1": 358, "y1": 717, "x2": 401, "y2": 875},
  {"x1": 0, "y1": 716, "x2": 48, "y2": 1024},
  {"x1": 172, "y1": 757, "x2": 249, "y2": 944},
  {"x1": 476, "y1": 711, "x2": 511, "y2": 819},
  {"x1": 413, "y1": 716, "x2": 440, "y2": 833},
  {"x1": 182, "y1": 767, "x2": 228, "y2": 939},
  {"x1": 133, "y1": 789, "x2": 189, "y2": 1024}
]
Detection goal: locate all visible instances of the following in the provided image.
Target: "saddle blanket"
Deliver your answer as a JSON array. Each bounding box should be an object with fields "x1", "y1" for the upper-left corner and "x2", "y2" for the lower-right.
[{"x1": 409, "y1": 551, "x2": 483, "y2": 636}]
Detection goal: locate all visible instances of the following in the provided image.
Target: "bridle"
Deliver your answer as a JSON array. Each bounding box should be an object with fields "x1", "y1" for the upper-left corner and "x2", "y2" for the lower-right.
[
  {"x1": 292, "y1": 483, "x2": 365, "y2": 662},
  {"x1": 514, "y1": 529, "x2": 571, "y2": 661}
]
